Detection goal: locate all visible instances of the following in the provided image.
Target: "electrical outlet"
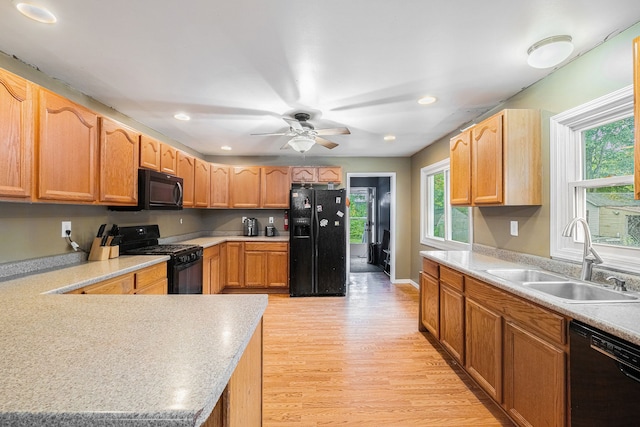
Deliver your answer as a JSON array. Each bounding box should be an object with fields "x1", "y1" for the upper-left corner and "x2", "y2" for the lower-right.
[
  {"x1": 61, "y1": 221, "x2": 72, "y2": 237},
  {"x1": 242, "y1": 216, "x2": 247, "y2": 223},
  {"x1": 510, "y1": 220, "x2": 519, "y2": 237},
  {"x1": 269, "y1": 217, "x2": 274, "y2": 224}
]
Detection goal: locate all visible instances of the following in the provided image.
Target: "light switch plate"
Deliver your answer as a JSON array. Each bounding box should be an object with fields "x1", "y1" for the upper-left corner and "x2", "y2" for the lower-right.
[{"x1": 510, "y1": 220, "x2": 518, "y2": 237}]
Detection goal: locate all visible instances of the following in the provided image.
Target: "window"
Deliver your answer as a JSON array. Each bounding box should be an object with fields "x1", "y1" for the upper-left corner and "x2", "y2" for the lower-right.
[
  {"x1": 550, "y1": 85, "x2": 640, "y2": 273},
  {"x1": 420, "y1": 159, "x2": 472, "y2": 250}
]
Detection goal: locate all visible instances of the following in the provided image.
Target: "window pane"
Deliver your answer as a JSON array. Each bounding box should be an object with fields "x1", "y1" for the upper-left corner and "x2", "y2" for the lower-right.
[
  {"x1": 585, "y1": 185, "x2": 640, "y2": 248},
  {"x1": 583, "y1": 116, "x2": 634, "y2": 179},
  {"x1": 349, "y1": 190, "x2": 367, "y2": 244},
  {"x1": 431, "y1": 172, "x2": 445, "y2": 238},
  {"x1": 451, "y1": 207, "x2": 470, "y2": 243}
]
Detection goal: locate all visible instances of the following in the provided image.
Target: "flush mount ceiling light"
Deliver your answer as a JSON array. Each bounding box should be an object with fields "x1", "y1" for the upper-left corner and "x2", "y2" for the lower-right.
[
  {"x1": 220, "y1": 145, "x2": 232, "y2": 151},
  {"x1": 287, "y1": 135, "x2": 315, "y2": 153},
  {"x1": 15, "y1": 2, "x2": 57, "y2": 23},
  {"x1": 527, "y1": 35, "x2": 574, "y2": 69},
  {"x1": 417, "y1": 96, "x2": 437, "y2": 105},
  {"x1": 173, "y1": 112, "x2": 191, "y2": 121},
  {"x1": 384, "y1": 135, "x2": 396, "y2": 142}
]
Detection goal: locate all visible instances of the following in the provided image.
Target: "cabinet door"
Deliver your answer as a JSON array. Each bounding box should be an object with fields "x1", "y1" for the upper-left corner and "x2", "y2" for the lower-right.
[
  {"x1": 244, "y1": 250, "x2": 267, "y2": 288},
  {"x1": 230, "y1": 166, "x2": 261, "y2": 208},
  {"x1": 504, "y1": 321, "x2": 566, "y2": 427},
  {"x1": 139, "y1": 135, "x2": 160, "y2": 171},
  {"x1": 291, "y1": 166, "x2": 317, "y2": 183},
  {"x1": 450, "y1": 130, "x2": 472, "y2": 206},
  {"x1": 225, "y1": 242, "x2": 244, "y2": 288},
  {"x1": 177, "y1": 152, "x2": 195, "y2": 207},
  {"x1": 261, "y1": 166, "x2": 290, "y2": 208},
  {"x1": 266, "y1": 250, "x2": 288, "y2": 288},
  {"x1": 210, "y1": 164, "x2": 230, "y2": 208},
  {"x1": 472, "y1": 114, "x2": 503, "y2": 205},
  {"x1": 440, "y1": 283, "x2": 464, "y2": 363},
  {"x1": 420, "y1": 272, "x2": 439, "y2": 338},
  {"x1": 99, "y1": 117, "x2": 139, "y2": 205},
  {"x1": 194, "y1": 158, "x2": 210, "y2": 207},
  {"x1": 465, "y1": 298, "x2": 502, "y2": 402},
  {"x1": 0, "y1": 68, "x2": 33, "y2": 199},
  {"x1": 67, "y1": 274, "x2": 134, "y2": 294},
  {"x1": 635, "y1": 36, "x2": 640, "y2": 200},
  {"x1": 317, "y1": 166, "x2": 342, "y2": 183},
  {"x1": 210, "y1": 246, "x2": 221, "y2": 294},
  {"x1": 160, "y1": 143, "x2": 177, "y2": 175},
  {"x1": 37, "y1": 88, "x2": 98, "y2": 202}
]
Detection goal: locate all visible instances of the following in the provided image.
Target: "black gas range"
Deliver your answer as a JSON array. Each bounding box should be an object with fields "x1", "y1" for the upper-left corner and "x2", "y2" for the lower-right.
[{"x1": 119, "y1": 225, "x2": 203, "y2": 294}]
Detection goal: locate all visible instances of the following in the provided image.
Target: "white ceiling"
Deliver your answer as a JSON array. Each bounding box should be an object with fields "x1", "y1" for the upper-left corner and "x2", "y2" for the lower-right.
[{"x1": 1, "y1": 1, "x2": 639, "y2": 158}]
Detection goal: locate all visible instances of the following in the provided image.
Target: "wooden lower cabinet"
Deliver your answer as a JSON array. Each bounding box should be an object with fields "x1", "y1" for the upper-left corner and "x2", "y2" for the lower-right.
[
  {"x1": 203, "y1": 319, "x2": 263, "y2": 427},
  {"x1": 203, "y1": 245, "x2": 221, "y2": 294},
  {"x1": 420, "y1": 272, "x2": 439, "y2": 337},
  {"x1": 465, "y1": 298, "x2": 502, "y2": 402},
  {"x1": 420, "y1": 259, "x2": 568, "y2": 427},
  {"x1": 222, "y1": 242, "x2": 245, "y2": 289},
  {"x1": 67, "y1": 273, "x2": 134, "y2": 294},
  {"x1": 66, "y1": 262, "x2": 167, "y2": 295},
  {"x1": 504, "y1": 321, "x2": 565, "y2": 427},
  {"x1": 222, "y1": 242, "x2": 289, "y2": 292}
]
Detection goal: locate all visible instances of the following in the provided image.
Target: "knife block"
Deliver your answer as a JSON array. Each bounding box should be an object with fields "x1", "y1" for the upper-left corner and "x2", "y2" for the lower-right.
[{"x1": 88, "y1": 237, "x2": 110, "y2": 261}]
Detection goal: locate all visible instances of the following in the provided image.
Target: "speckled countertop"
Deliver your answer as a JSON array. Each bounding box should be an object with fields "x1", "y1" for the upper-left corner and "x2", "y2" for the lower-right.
[
  {"x1": 0, "y1": 254, "x2": 268, "y2": 426},
  {"x1": 177, "y1": 235, "x2": 288, "y2": 248},
  {"x1": 421, "y1": 250, "x2": 640, "y2": 346}
]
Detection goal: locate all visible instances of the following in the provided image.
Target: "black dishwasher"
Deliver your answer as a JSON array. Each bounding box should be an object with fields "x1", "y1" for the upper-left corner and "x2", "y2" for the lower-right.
[{"x1": 570, "y1": 320, "x2": 640, "y2": 426}]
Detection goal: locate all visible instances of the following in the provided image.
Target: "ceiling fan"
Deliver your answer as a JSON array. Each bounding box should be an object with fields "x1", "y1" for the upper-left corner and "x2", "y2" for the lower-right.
[{"x1": 251, "y1": 112, "x2": 350, "y2": 153}]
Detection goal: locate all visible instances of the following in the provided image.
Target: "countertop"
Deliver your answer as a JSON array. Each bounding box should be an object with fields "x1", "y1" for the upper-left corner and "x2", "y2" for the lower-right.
[
  {"x1": 420, "y1": 250, "x2": 640, "y2": 346},
  {"x1": 177, "y1": 235, "x2": 289, "y2": 248},
  {"x1": 0, "y1": 253, "x2": 268, "y2": 426}
]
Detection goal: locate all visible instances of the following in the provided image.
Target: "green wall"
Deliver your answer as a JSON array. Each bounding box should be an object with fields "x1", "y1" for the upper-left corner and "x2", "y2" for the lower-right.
[{"x1": 409, "y1": 22, "x2": 640, "y2": 284}]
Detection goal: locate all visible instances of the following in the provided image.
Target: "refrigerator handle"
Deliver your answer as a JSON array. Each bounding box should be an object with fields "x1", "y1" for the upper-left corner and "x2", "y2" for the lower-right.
[{"x1": 314, "y1": 203, "x2": 320, "y2": 294}]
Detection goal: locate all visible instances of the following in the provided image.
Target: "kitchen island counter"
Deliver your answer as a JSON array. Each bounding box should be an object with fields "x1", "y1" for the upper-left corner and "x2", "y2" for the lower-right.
[{"x1": 0, "y1": 255, "x2": 267, "y2": 426}]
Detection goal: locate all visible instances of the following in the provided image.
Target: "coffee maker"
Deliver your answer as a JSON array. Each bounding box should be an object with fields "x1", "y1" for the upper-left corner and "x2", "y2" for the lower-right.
[{"x1": 244, "y1": 218, "x2": 258, "y2": 236}]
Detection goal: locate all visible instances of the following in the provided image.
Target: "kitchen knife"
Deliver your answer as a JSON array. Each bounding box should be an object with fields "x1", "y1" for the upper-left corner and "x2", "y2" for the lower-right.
[
  {"x1": 100, "y1": 234, "x2": 109, "y2": 246},
  {"x1": 96, "y1": 224, "x2": 107, "y2": 238},
  {"x1": 109, "y1": 235, "x2": 122, "y2": 246},
  {"x1": 108, "y1": 224, "x2": 118, "y2": 236}
]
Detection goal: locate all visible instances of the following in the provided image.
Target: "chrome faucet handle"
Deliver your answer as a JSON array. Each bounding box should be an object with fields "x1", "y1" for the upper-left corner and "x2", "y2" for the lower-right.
[{"x1": 607, "y1": 276, "x2": 627, "y2": 292}]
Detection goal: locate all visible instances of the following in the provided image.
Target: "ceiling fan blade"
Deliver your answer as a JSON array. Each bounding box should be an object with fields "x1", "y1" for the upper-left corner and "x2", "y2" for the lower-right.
[
  {"x1": 280, "y1": 140, "x2": 292, "y2": 150},
  {"x1": 283, "y1": 117, "x2": 304, "y2": 131},
  {"x1": 315, "y1": 136, "x2": 339, "y2": 149},
  {"x1": 250, "y1": 131, "x2": 288, "y2": 136},
  {"x1": 315, "y1": 127, "x2": 351, "y2": 136}
]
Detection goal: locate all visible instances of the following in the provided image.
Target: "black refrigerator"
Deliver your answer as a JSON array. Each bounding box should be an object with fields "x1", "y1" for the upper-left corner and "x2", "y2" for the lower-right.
[{"x1": 290, "y1": 188, "x2": 346, "y2": 297}]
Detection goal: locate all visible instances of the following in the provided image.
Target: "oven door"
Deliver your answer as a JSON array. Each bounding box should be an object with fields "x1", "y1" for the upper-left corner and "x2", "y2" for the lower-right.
[{"x1": 169, "y1": 257, "x2": 203, "y2": 294}]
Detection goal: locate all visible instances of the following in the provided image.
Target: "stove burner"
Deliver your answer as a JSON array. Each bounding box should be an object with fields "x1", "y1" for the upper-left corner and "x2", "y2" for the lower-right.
[{"x1": 125, "y1": 244, "x2": 200, "y2": 255}]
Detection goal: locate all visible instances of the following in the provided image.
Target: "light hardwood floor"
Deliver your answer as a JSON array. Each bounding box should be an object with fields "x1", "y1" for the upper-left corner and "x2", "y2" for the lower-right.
[{"x1": 262, "y1": 272, "x2": 514, "y2": 426}]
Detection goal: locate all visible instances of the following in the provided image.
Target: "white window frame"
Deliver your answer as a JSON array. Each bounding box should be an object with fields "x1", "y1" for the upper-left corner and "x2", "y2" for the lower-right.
[
  {"x1": 420, "y1": 158, "x2": 472, "y2": 250},
  {"x1": 550, "y1": 85, "x2": 640, "y2": 273}
]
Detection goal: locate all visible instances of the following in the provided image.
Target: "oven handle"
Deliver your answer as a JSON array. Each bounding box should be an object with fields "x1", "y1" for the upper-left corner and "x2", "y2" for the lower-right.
[
  {"x1": 174, "y1": 256, "x2": 202, "y2": 271},
  {"x1": 618, "y1": 362, "x2": 640, "y2": 384}
]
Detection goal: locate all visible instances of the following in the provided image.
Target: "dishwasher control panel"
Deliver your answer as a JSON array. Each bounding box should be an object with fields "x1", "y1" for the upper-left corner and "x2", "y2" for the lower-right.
[{"x1": 591, "y1": 334, "x2": 640, "y2": 370}]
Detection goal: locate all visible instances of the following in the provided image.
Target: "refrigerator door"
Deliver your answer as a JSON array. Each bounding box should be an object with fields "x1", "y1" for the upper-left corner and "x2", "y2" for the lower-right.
[
  {"x1": 314, "y1": 189, "x2": 347, "y2": 296},
  {"x1": 289, "y1": 188, "x2": 315, "y2": 296}
]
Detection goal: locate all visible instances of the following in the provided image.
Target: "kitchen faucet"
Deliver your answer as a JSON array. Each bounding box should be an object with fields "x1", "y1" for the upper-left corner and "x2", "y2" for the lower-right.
[{"x1": 561, "y1": 217, "x2": 603, "y2": 281}]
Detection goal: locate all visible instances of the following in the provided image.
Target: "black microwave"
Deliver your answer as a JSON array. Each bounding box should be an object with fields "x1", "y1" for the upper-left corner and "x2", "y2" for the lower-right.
[{"x1": 110, "y1": 169, "x2": 183, "y2": 211}]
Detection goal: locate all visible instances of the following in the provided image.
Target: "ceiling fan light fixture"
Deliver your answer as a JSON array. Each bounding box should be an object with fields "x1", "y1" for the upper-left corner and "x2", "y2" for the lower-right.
[
  {"x1": 527, "y1": 35, "x2": 573, "y2": 69},
  {"x1": 15, "y1": 2, "x2": 57, "y2": 24},
  {"x1": 384, "y1": 135, "x2": 396, "y2": 142},
  {"x1": 418, "y1": 96, "x2": 437, "y2": 105},
  {"x1": 288, "y1": 135, "x2": 315, "y2": 153},
  {"x1": 221, "y1": 145, "x2": 232, "y2": 151}
]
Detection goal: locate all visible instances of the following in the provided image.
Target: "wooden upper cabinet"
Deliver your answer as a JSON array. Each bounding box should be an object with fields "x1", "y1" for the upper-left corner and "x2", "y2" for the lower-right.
[
  {"x1": 139, "y1": 135, "x2": 161, "y2": 171},
  {"x1": 177, "y1": 151, "x2": 196, "y2": 207},
  {"x1": 0, "y1": 68, "x2": 33, "y2": 199},
  {"x1": 449, "y1": 130, "x2": 472, "y2": 206},
  {"x1": 261, "y1": 166, "x2": 290, "y2": 208},
  {"x1": 634, "y1": 36, "x2": 640, "y2": 200},
  {"x1": 451, "y1": 109, "x2": 540, "y2": 207},
  {"x1": 210, "y1": 164, "x2": 230, "y2": 208},
  {"x1": 160, "y1": 143, "x2": 177, "y2": 175},
  {"x1": 98, "y1": 117, "x2": 139, "y2": 205},
  {"x1": 317, "y1": 166, "x2": 342, "y2": 183},
  {"x1": 37, "y1": 88, "x2": 98, "y2": 202},
  {"x1": 291, "y1": 167, "x2": 317, "y2": 183},
  {"x1": 472, "y1": 114, "x2": 503, "y2": 205},
  {"x1": 230, "y1": 166, "x2": 261, "y2": 208},
  {"x1": 194, "y1": 158, "x2": 210, "y2": 208}
]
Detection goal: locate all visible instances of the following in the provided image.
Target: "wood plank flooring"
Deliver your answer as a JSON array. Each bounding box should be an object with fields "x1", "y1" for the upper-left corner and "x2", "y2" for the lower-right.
[{"x1": 262, "y1": 272, "x2": 514, "y2": 426}]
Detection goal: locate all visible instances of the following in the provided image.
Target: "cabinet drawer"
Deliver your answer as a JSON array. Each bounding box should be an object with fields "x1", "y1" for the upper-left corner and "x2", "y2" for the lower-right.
[
  {"x1": 422, "y1": 258, "x2": 439, "y2": 279},
  {"x1": 244, "y1": 242, "x2": 288, "y2": 252},
  {"x1": 135, "y1": 263, "x2": 166, "y2": 289},
  {"x1": 204, "y1": 245, "x2": 220, "y2": 258},
  {"x1": 135, "y1": 279, "x2": 168, "y2": 295},
  {"x1": 466, "y1": 277, "x2": 566, "y2": 345},
  {"x1": 440, "y1": 266, "x2": 464, "y2": 292},
  {"x1": 70, "y1": 274, "x2": 134, "y2": 294}
]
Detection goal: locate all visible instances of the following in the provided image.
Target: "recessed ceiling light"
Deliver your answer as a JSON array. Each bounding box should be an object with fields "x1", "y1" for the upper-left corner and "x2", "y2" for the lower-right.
[
  {"x1": 15, "y1": 2, "x2": 57, "y2": 24},
  {"x1": 173, "y1": 113, "x2": 191, "y2": 121},
  {"x1": 221, "y1": 145, "x2": 232, "y2": 151},
  {"x1": 418, "y1": 96, "x2": 437, "y2": 105},
  {"x1": 384, "y1": 135, "x2": 396, "y2": 142},
  {"x1": 527, "y1": 35, "x2": 574, "y2": 69}
]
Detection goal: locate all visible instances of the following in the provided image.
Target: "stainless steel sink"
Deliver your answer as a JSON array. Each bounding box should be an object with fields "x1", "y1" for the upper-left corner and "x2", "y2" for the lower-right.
[
  {"x1": 485, "y1": 269, "x2": 565, "y2": 283},
  {"x1": 523, "y1": 281, "x2": 639, "y2": 303}
]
